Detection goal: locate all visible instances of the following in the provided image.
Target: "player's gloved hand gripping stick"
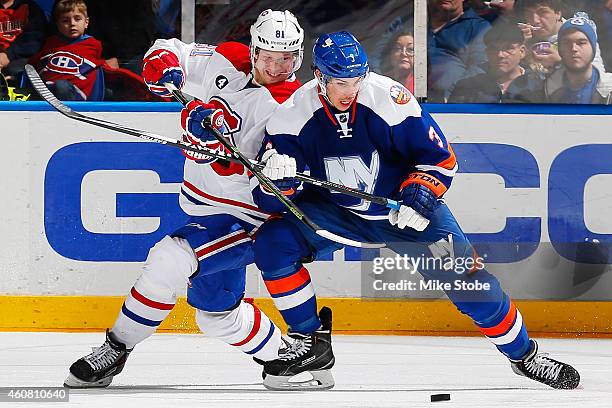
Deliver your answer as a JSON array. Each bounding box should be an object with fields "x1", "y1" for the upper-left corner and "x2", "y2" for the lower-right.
[{"x1": 164, "y1": 83, "x2": 385, "y2": 248}]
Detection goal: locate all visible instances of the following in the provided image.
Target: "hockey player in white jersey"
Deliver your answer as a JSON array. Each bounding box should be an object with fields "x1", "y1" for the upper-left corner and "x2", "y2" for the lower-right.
[{"x1": 64, "y1": 9, "x2": 304, "y2": 388}]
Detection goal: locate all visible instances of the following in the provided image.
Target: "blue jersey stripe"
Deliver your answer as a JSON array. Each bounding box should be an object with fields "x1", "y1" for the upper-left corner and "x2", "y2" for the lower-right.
[
  {"x1": 245, "y1": 323, "x2": 276, "y2": 355},
  {"x1": 121, "y1": 304, "x2": 162, "y2": 327}
]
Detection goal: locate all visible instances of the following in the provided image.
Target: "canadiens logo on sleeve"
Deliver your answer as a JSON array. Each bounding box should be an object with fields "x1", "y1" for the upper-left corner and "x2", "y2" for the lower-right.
[{"x1": 389, "y1": 84, "x2": 411, "y2": 105}]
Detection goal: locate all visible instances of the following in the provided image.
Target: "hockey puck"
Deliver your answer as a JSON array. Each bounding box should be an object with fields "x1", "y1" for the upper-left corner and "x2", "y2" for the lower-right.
[{"x1": 430, "y1": 393, "x2": 451, "y2": 402}]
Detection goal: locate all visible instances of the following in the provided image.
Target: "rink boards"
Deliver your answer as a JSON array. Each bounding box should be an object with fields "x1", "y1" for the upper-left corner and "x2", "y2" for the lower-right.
[{"x1": 1, "y1": 102, "x2": 611, "y2": 334}]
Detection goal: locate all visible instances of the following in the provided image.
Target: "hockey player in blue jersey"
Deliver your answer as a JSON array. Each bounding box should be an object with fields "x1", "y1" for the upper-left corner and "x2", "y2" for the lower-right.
[{"x1": 250, "y1": 31, "x2": 580, "y2": 391}]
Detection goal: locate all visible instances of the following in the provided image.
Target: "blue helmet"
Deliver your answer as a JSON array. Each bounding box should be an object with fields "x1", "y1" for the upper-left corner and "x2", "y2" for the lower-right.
[{"x1": 312, "y1": 31, "x2": 369, "y2": 78}]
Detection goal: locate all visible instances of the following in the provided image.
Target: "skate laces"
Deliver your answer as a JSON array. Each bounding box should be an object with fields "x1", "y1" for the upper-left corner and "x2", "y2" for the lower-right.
[
  {"x1": 280, "y1": 335, "x2": 312, "y2": 361},
  {"x1": 524, "y1": 353, "x2": 562, "y2": 381},
  {"x1": 84, "y1": 342, "x2": 121, "y2": 371}
]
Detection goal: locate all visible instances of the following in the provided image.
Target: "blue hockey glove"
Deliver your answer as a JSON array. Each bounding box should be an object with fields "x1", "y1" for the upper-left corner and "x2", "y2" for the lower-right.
[
  {"x1": 389, "y1": 182, "x2": 440, "y2": 231},
  {"x1": 179, "y1": 100, "x2": 226, "y2": 162},
  {"x1": 180, "y1": 100, "x2": 226, "y2": 144}
]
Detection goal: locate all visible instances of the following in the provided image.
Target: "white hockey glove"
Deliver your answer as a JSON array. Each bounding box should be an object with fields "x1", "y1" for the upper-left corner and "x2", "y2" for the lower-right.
[
  {"x1": 389, "y1": 205, "x2": 430, "y2": 231},
  {"x1": 261, "y1": 149, "x2": 297, "y2": 180}
]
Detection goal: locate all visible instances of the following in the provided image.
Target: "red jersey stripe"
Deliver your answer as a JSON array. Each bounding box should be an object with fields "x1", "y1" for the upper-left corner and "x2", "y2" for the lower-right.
[
  {"x1": 196, "y1": 231, "x2": 250, "y2": 258},
  {"x1": 479, "y1": 302, "x2": 518, "y2": 337},
  {"x1": 183, "y1": 180, "x2": 271, "y2": 216},
  {"x1": 130, "y1": 287, "x2": 174, "y2": 310},
  {"x1": 231, "y1": 305, "x2": 262, "y2": 346},
  {"x1": 264, "y1": 267, "x2": 311, "y2": 295}
]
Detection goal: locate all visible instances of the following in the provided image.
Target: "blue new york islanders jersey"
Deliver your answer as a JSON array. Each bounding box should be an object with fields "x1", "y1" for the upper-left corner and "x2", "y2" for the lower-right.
[{"x1": 253, "y1": 72, "x2": 458, "y2": 219}]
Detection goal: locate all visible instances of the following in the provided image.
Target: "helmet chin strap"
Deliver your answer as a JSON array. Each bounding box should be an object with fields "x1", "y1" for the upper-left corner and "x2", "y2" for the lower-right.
[{"x1": 315, "y1": 71, "x2": 331, "y2": 101}]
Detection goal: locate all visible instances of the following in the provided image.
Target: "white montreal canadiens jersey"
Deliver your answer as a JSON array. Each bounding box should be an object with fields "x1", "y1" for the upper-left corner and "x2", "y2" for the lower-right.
[{"x1": 146, "y1": 39, "x2": 300, "y2": 225}]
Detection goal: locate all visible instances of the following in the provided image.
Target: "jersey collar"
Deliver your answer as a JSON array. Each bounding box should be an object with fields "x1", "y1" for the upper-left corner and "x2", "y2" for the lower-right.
[{"x1": 317, "y1": 86, "x2": 358, "y2": 127}]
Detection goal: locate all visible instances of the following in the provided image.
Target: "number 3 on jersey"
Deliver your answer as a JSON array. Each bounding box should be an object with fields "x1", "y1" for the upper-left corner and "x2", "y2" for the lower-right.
[{"x1": 208, "y1": 96, "x2": 243, "y2": 137}]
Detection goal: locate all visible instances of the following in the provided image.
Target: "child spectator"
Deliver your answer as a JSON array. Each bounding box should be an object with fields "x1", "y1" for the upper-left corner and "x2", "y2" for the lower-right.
[
  {"x1": 29, "y1": 0, "x2": 105, "y2": 100},
  {"x1": 28, "y1": 0, "x2": 160, "y2": 101},
  {"x1": 380, "y1": 27, "x2": 414, "y2": 94},
  {"x1": 449, "y1": 21, "x2": 544, "y2": 103},
  {"x1": 545, "y1": 14, "x2": 612, "y2": 104},
  {"x1": 0, "y1": 0, "x2": 49, "y2": 85}
]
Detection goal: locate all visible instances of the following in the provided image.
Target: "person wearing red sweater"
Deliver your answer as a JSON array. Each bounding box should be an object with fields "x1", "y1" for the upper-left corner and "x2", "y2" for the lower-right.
[{"x1": 29, "y1": 0, "x2": 105, "y2": 100}]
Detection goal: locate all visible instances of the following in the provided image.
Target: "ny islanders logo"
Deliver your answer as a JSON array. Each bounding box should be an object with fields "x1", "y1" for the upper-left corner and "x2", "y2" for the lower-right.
[
  {"x1": 44, "y1": 51, "x2": 96, "y2": 79},
  {"x1": 389, "y1": 84, "x2": 411, "y2": 105}
]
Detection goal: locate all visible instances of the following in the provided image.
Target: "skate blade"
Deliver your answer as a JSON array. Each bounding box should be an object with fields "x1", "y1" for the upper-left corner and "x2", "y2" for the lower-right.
[
  {"x1": 263, "y1": 370, "x2": 335, "y2": 391},
  {"x1": 63, "y1": 373, "x2": 112, "y2": 389}
]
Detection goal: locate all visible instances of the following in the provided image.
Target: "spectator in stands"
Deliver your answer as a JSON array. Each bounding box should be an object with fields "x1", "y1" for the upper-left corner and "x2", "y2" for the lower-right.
[
  {"x1": 449, "y1": 20, "x2": 544, "y2": 103},
  {"x1": 380, "y1": 27, "x2": 414, "y2": 94},
  {"x1": 518, "y1": 0, "x2": 563, "y2": 42},
  {"x1": 545, "y1": 14, "x2": 612, "y2": 104},
  {"x1": 580, "y1": 0, "x2": 612, "y2": 72},
  {"x1": 519, "y1": 1, "x2": 606, "y2": 76},
  {"x1": 468, "y1": 0, "x2": 517, "y2": 23},
  {"x1": 28, "y1": 0, "x2": 105, "y2": 100},
  {"x1": 519, "y1": 0, "x2": 563, "y2": 77},
  {"x1": 427, "y1": 0, "x2": 491, "y2": 102},
  {"x1": 0, "y1": 0, "x2": 49, "y2": 85},
  {"x1": 28, "y1": 0, "x2": 160, "y2": 102},
  {"x1": 153, "y1": 0, "x2": 180, "y2": 38},
  {"x1": 86, "y1": 0, "x2": 158, "y2": 74}
]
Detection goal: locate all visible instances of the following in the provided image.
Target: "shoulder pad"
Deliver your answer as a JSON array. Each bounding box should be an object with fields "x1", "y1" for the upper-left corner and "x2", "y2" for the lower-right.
[
  {"x1": 215, "y1": 42, "x2": 251, "y2": 75},
  {"x1": 267, "y1": 79, "x2": 319, "y2": 136},
  {"x1": 357, "y1": 72, "x2": 422, "y2": 126}
]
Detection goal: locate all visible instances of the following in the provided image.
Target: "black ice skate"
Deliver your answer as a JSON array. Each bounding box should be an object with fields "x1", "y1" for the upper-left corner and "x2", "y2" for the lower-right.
[
  {"x1": 262, "y1": 306, "x2": 335, "y2": 391},
  {"x1": 510, "y1": 339, "x2": 580, "y2": 389},
  {"x1": 64, "y1": 329, "x2": 132, "y2": 388}
]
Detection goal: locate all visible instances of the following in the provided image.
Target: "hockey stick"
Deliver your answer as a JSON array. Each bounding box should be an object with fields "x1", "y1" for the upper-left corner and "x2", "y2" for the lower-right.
[
  {"x1": 166, "y1": 84, "x2": 385, "y2": 248},
  {"x1": 24, "y1": 65, "x2": 399, "y2": 211},
  {"x1": 23, "y1": 65, "x2": 218, "y2": 156},
  {"x1": 25, "y1": 65, "x2": 384, "y2": 248}
]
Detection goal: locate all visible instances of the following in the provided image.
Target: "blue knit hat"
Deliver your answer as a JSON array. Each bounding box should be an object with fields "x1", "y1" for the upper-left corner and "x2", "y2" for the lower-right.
[{"x1": 558, "y1": 12, "x2": 597, "y2": 60}]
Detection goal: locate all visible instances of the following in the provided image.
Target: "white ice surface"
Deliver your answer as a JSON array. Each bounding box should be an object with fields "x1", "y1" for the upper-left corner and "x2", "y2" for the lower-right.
[{"x1": 0, "y1": 332, "x2": 610, "y2": 408}]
